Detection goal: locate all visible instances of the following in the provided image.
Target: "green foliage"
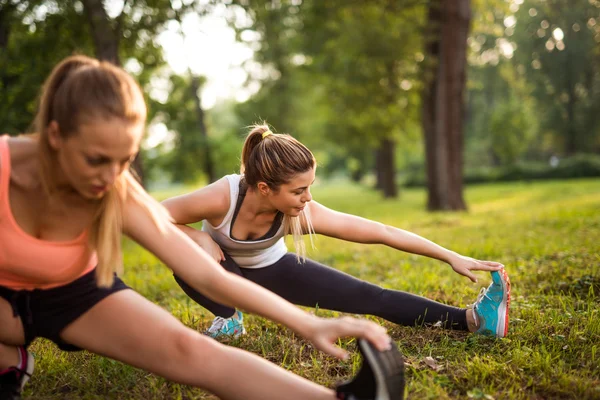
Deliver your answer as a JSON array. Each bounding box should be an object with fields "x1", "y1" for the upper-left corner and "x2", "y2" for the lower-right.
[
  {"x1": 24, "y1": 179, "x2": 600, "y2": 399},
  {"x1": 489, "y1": 95, "x2": 537, "y2": 165},
  {"x1": 228, "y1": 0, "x2": 425, "y2": 179},
  {"x1": 146, "y1": 71, "x2": 246, "y2": 184},
  {"x1": 467, "y1": 0, "x2": 600, "y2": 169},
  {"x1": 0, "y1": 1, "x2": 95, "y2": 133},
  {"x1": 3, "y1": 0, "x2": 599, "y2": 188},
  {"x1": 406, "y1": 153, "x2": 600, "y2": 187}
]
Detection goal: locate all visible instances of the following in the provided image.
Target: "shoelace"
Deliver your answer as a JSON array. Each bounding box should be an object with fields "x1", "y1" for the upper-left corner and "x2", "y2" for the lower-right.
[
  {"x1": 207, "y1": 317, "x2": 228, "y2": 334},
  {"x1": 470, "y1": 287, "x2": 491, "y2": 309}
]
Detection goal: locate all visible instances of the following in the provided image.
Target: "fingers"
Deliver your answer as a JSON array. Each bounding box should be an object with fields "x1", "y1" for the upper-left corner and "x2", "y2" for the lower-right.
[
  {"x1": 478, "y1": 260, "x2": 504, "y2": 267},
  {"x1": 471, "y1": 263, "x2": 501, "y2": 271},
  {"x1": 317, "y1": 341, "x2": 349, "y2": 360},
  {"x1": 337, "y1": 317, "x2": 391, "y2": 352},
  {"x1": 462, "y1": 260, "x2": 506, "y2": 282},
  {"x1": 309, "y1": 317, "x2": 392, "y2": 359},
  {"x1": 466, "y1": 260, "x2": 504, "y2": 272},
  {"x1": 465, "y1": 271, "x2": 478, "y2": 283}
]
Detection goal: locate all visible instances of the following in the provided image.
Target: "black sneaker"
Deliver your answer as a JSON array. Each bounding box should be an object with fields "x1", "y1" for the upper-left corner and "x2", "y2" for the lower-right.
[
  {"x1": 336, "y1": 339, "x2": 405, "y2": 400},
  {"x1": 0, "y1": 347, "x2": 34, "y2": 400}
]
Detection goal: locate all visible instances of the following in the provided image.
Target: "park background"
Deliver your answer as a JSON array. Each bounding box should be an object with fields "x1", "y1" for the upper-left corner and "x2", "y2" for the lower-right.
[{"x1": 1, "y1": 0, "x2": 599, "y2": 399}]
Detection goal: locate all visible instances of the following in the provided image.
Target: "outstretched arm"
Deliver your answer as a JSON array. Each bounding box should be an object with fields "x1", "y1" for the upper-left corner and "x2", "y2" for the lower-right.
[
  {"x1": 308, "y1": 201, "x2": 503, "y2": 282},
  {"x1": 124, "y1": 198, "x2": 391, "y2": 357}
]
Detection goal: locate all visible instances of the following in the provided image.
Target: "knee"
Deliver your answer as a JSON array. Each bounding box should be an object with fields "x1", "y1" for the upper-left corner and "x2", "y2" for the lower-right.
[
  {"x1": 163, "y1": 328, "x2": 225, "y2": 385},
  {"x1": 170, "y1": 328, "x2": 218, "y2": 363}
]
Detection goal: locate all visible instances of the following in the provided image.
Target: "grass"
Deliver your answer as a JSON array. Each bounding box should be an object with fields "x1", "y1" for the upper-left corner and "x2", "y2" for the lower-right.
[{"x1": 25, "y1": 178, "x2": 599, "y2": 399}]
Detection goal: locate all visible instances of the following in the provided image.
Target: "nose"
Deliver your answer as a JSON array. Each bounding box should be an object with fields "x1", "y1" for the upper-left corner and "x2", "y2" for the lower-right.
[
  {"x1": 102, "y1": 163, "x2": 121, "y2": 185},
  {"x1": 303, "y1": 188, "x2": 312, "y2": 203}
]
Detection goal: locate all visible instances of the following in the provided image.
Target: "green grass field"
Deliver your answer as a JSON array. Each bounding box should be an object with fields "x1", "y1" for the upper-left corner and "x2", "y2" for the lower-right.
[{"x1": 25, "y1": 179, "x2": 599, "y2": 399}]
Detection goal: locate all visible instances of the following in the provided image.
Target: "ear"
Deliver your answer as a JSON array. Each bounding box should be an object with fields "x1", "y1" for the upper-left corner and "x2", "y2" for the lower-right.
[
  {"x1": 47, "y1": 121, "x2": 63, "y2": 150},
  {"x1": 257, "y1": 182, "x2": 271, "y2": 196}
]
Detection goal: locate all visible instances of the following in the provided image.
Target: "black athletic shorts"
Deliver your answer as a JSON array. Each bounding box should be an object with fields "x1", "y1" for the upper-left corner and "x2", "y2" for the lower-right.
[{"x1": 0, "y1": 269, "x2": 129, "y2": 351}]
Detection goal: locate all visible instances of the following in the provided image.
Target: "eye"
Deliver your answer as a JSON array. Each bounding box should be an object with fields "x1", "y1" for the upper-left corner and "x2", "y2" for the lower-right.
[
  {"x1": 121, "y1": 156, "x2": 135, "y2": 167},
  {"x1": 85, "y1": 156, "x2": 105, "y2": 166}
]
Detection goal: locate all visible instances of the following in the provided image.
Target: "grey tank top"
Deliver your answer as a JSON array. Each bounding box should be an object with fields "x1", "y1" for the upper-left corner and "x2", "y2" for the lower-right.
[{"x1": 202, "y1": 174, "x2": 287, "y2": 268}]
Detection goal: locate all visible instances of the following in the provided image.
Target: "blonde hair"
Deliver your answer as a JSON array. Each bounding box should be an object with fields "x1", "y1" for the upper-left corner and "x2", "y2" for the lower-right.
[
  {"x1": 34, "y1": 55, "x2": 170, "y2": 287},
  {"x1": 240, "y1": 124, "x2": 316, "y2": 261}
]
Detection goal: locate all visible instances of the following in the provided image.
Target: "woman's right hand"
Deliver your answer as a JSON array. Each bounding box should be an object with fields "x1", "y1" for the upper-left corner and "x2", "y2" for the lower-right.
[
  {"x1": 182, "y1": 227, "x2": 225, "y2": 262},
  {"x1": 300, "y1": 315, "x2": 392, "y2": 360}
]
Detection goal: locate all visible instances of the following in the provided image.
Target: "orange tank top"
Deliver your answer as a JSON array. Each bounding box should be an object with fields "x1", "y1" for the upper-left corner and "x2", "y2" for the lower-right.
[{"x1": 0, "y1": 135, "x2": 96, "y2": 290}]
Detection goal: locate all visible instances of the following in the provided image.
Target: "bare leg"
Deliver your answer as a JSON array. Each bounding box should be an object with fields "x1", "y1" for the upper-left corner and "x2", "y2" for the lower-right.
[
  {"x1": 0, "y1": 297, "x2": 25, "y2": 370},
  {"x1": 61, "y1": 290, "x2": 335, "y2": 400}
]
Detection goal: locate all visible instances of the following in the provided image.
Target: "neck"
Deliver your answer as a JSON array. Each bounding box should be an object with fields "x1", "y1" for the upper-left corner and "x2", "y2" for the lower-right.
[{"x1": 245, "y1": 187, "x2": 278, "y2": 217}]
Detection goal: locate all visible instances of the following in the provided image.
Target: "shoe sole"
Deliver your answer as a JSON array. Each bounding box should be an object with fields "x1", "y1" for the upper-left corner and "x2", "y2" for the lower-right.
[
  {"x1": 495, "y1": 269, "x2": 511, "y2": 338},
  {"x1": 358, "y1": 339, "x2": 405, "y2": 400}
]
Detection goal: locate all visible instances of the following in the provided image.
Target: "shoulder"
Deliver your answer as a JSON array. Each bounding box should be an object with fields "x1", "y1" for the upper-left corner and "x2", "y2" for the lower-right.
[
  {"x1": 161, "y1": 175, "x2": 233, "y2": 223},
  {"x1": 4, "y1": 134, "x2": 37, "y2": 162},
  {"x1": 207, "y1": 176, "x2": 233, "y2": 212},
  {"x1": 4, "y1": 135, "x2": 40, "y2": 189}
]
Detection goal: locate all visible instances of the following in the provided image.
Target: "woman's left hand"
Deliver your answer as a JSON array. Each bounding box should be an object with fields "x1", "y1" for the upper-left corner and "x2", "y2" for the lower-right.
[{"x1": 448, "y1": 253, "x2": 504, "y2": 283}]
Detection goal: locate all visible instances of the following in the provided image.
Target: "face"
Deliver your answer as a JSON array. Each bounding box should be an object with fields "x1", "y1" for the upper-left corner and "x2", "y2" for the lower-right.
[
  {"x1": 48, "y1": 118, "x2": 143, "y2": 200},
  {"x1": 264, "y1": 167, "x2": 316, "y2": 216}
]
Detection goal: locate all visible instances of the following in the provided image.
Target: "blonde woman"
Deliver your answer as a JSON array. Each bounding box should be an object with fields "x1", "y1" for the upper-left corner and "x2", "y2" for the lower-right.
[
  {"x1": 0, "y1": 55, "x2": 397, "y2": 400},
  {"x1": 163, "y1": 126, "x2": 510, "y2": 340}
]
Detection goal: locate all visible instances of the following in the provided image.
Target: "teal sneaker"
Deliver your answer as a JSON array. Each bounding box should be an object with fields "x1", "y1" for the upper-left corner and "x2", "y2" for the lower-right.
[
  {"x1": 206, "y1": 310, "x2": 246, "y2": 339},
  {"x1": 473, "y1": 269, "x2": 511, "y2": 338}
]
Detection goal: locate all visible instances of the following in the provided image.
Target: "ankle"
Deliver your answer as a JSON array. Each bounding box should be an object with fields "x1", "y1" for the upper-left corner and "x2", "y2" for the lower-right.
[{"x1": 466, "y1": 309, "x2": 480, "y2": 332}]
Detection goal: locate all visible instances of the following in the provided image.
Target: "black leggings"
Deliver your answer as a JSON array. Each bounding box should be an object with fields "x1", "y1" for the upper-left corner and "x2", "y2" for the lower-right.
[{"x1": 174, "y1": 252, "x2": 468, "y2": 330}]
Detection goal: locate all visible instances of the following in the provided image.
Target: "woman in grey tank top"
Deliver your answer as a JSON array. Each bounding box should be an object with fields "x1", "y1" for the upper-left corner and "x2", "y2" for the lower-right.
[{"x1": 163, "y1": 124, "x2": 511, "y2": 341}]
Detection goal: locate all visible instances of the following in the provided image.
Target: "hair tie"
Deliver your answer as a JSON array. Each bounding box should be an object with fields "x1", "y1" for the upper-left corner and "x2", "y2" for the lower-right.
[{"x1": 262, "y1": 130, "x2": 273, "y2": 139}]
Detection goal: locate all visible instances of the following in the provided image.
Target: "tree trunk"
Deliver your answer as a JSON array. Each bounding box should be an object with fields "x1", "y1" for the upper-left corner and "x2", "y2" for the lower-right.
[
  {"x1": 375, "y1": 138, "x2": 398, "y2": 198},
  {"x1": 0, "y1": 4, "x2": 14, "y2": 49},
  {"x1": 565, "y1": 45, "x2": 577, "y2": 155},
  {"x1": 80, "y1": 0, "x2": 120, "y2": 65},
  {"x1": 80, "y1": 0, "x2": 146, "y2": 186},
  {"x1": 190, "y1": 75, "x2": 216, "y2": 183},
  {"x1": 421, "y1": 0, "x2": 469, "y2": 211},
  {"x1": 374, "y1": 58, "x2": 400, "y2": 197},
  {"x1": 375, "y1": 148, "x2": 384, "y2": 190}
]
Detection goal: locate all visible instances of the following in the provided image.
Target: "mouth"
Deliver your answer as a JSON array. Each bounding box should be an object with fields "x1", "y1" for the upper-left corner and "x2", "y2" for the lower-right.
[{"x1": 90, "y1": 185, "x2": 107, "y2": 195}]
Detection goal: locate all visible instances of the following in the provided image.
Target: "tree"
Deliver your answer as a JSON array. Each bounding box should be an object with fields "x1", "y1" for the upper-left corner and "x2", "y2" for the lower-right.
[
  {"x1": 0, "y1": 0, "x2": 197, "y2": 186},
  {"x1": 230, "y1": 0, "x2": 424, "y2": 198},
  {"x1": 78, "y1": 0, "x2": 186, "y2": 185},
  {"x1": 0, "y1": 1, "x2": 94, "y2": 134},
  {"x1": 158, "y1": 11, "x2": 216, "y2": 184},
  {"x1": 151, "y1": 73, "x2": 214, "y2": 183},
  {"x1": 512, "y1": 0, "x2": 600, "y2": 155},
  {"x1": 301, "y1": 1, "x2": 424, "y2": 198},
  {"x1": 421, "y1": 0, "x2": 470, "y2": 210}
]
